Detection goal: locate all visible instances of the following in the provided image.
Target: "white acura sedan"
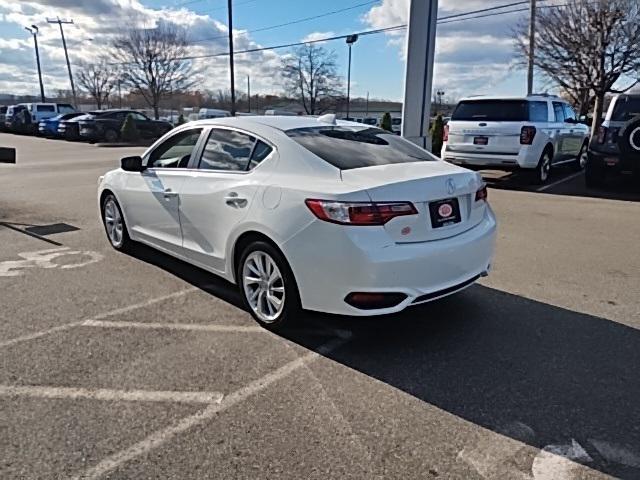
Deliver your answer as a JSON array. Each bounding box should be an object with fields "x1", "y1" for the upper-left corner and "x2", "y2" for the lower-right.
[{"x1": 98, "y1": 115, "x2": 496, "y2": 329}]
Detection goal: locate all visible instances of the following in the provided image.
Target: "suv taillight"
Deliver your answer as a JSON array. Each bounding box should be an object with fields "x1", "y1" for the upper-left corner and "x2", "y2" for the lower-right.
[
  {"x1": 520, "y1": 126, "x2": 536, "y2": 145},
  {"x1": 597, "y1": 126, "x2": 607, "y2": 144},
  {"x1": 443, "y1": 124, "x2": 449, "y2": 142},
  {"x1": 305, "y1": 199, "x2": 418, "y2": 226},
  {"x1": 475, "y1": 185, "x2": 488, "y2": 202}
]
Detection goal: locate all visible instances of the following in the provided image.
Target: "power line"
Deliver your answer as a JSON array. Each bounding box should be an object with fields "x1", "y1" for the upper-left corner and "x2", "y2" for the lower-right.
[{"x1": 193, "y1": 0, "x2": 379, "y2": 44}]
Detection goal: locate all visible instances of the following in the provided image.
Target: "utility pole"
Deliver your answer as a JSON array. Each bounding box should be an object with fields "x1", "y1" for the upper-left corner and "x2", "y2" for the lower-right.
[
  {"x1": 345, "y1": 34, "x2": 358, "y2": 119},
  {"x1": 227, "y1": 0, "x2": 236, "y2": 116},
  {"x1": 25, "y1": 26, "x2": 45, "y2": 102},
  {"x1": 247, "y1": 75, "x2": 251, "y2": 113},
  {"x1": 47, "y1": 17, "x2": 77, "y2": 108},
  {"x1": 527, "y1": 0, "x2": 536, "y2": 95},
  {"x1": 365, "y1": 91, "x2": 369, "y2": 117}
]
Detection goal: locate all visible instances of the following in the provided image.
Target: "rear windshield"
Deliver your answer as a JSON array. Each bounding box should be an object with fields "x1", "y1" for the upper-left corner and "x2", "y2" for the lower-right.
[
  {"x1": 611, "y1": 96, "x2": 640, "y2": 122},
  {"x1": 452, "y1": 100, "x2": 547, "y2": 122},
  {"x1": 286, "y1": 126, "x2": 433, "y2": 170}
]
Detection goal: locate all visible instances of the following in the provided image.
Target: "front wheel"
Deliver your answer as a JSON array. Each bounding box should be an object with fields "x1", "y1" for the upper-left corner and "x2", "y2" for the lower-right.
[
  {"x1": 104, "y1": 129, "x2": 118, "y2": 143},
  {"x1": 238, "y1": 241, "x2": 301, "y2": 330},
  {"x1": 101, "y1": 194, "x2": 132, "y2": 251},
  {"x1": 573, "y1": 142, "x2": 588, "y2": 171}
]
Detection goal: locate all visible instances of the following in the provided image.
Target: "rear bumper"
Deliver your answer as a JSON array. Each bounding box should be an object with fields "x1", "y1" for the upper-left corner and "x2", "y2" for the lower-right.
[
  {"x1": 282, "y1": 207, "x2": 497, "y2": 316},
  {"x1": 588, "y1": 149, "x2": 639, "y2": 175},
  {"x1": 442, "y1": 144, "x2": 538, "y2": 169}
]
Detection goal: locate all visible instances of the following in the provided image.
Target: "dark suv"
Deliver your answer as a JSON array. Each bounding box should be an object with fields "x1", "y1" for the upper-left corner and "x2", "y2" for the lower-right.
[
  {"x1": 586, "y1": 94, "x2": 640, "y2": 187},
  {"x1": 78, "y1": 110, "x2": 172, "y2": 143}
]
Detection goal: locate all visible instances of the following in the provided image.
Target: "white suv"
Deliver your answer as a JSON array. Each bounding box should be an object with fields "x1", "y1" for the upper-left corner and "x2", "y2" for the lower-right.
[{"x1": 442, "y1": 95, "x2": 590, "y2": 184}]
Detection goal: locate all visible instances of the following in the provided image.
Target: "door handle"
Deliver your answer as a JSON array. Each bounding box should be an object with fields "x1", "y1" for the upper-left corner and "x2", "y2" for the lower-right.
[
  {"x1": 225, "y1": 192, "x2": 247, "y2": 207},
  {"x1": 163, "y1": 188, "x2": 178, "y2": 198}
]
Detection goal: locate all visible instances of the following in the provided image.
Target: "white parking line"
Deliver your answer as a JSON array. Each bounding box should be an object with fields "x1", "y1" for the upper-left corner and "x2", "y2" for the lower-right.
[
  {"x1": 536, "y1": 171, "x2": 583, "y2": 192},
  {"x1": 0, "y1": 385, "x2": 223, "y2": 405},
  {"x1": 82, "y1": 319, "x2": 264, "y2": 333},
  {"x1": 71, "y1": 334, "x2": 350, "y2": 480},
  {"x1": 0, "y1": 287, "x2": 198, "y2": 349}
]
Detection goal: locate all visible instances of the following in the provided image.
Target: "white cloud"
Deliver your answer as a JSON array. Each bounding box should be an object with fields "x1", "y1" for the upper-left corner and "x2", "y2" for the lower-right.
[
  {"x1": 301, "y1": 31, "x2": 336, "y2": 44},
  {"x1": 0, "y1": 0, "x2": 286, "y2": 96},
  {"x1": 362, "y1": 0, "x2": 527, "y2": 99}
]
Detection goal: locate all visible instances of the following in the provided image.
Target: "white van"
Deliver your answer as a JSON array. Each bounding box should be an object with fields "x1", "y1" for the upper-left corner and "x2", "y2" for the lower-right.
[
  {"x1": 23, "y1": 103, "x2": 75, "y2": 123},
  {"x1": 198, "y1": 108, "x2": 231, "y2": 119}
]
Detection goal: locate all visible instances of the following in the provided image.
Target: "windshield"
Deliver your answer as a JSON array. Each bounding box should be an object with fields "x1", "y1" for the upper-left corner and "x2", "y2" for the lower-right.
[
  {"x1": 453, "y1": 100, "x2": 532, "y2": 121},
  {"x1": 611, "y1": 96, "x2": 640, "y2": 122},
  {"x1": 286, "y1": 126, "x2": 434, "y2": 170}
]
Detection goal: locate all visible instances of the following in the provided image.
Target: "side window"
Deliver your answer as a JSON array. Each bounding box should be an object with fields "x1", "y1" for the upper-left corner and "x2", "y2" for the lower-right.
[
  {"x1": 37, "y1": 105, "x2": 56, "y2": 112},
  {"x1": 553, "y1": 102, "x2": 565, "y2": 123},
  {"x1": 248, "y1": 140, "x2": 273, "y2": 170},
  {"x1": 528, "y1": 101, "x2": 549, "y2": 122},
  {"x1": 563, "y1": 104, "x2": 577, "y2": 123},
  {"x1": 198, "y1": 129, "x2": 256, "y2": 171},
  {"x1": 131, "y1": 112, "x2": 147, "y2": 121},
  {"x1": 147, "y1": 128, "x2": 203, "y2": 168}
]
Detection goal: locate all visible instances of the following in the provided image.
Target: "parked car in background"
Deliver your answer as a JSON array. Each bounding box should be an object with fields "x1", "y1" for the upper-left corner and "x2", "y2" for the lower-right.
[
  {"x1": 58, "y1": 111, "x2": 103, "y2": 140},
  {"x1": 24, "y1": 102, "x2": 75, "y2": 124},
  {"x1": 0, "y1": 106, "x2": 7, "y2": 131},
  {"x1": 4, "y1": 105, "x2": 29, "y2": 133},
  {"x1": 362, "y1": 117, "x2": 378, "y2": 126},
  {"x1": 198, "y1": 108, "x2": 231, "y2": 119},
  {"x1": 38, "y1": 112, "x2": 84, "y2": 137},
  {"x1": 586, "y1": 93, "x2": 640, "y2": 187},
  {"x1": 78, "y1": 110, "x2": 172, "y2": 143},
  {"x1": 391, "y1": 117, "x2": 402, "y2": 135},
  {"x1": 442, "y1": 95, "x2": 589, "y2": 184},
  {"x1": 98, "y1": 115, "x2": 496, "y2": 330}
]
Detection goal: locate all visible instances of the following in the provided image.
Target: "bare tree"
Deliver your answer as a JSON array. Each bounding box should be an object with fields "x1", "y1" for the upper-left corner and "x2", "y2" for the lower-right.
[
  {"x1": 111, "y1": 22, "x2": 197, "y2": 119},
  {"x1": 514, "y1": 0, "x2": 640, "y2": 136},
  {"x1": 76, "y1": 58, "x2": 116, "y2": 109},
  {"x1": 282, "y1": 44, "x2": 341, "y2": 115}
]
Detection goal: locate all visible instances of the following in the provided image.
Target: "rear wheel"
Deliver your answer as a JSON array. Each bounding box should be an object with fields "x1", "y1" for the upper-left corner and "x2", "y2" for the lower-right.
[
  {"x1": 238, "y1": 241, "x2": 301, "y2": 330},
  {"x1": 585, "y1": 156, "x2": 605, "y2": 188},
  {"x1": 104, "y1": 129, "x2": 118, "y2": 143},
  {"x1": 530, "y1": 150, "x2": 552, "y2": 185}
]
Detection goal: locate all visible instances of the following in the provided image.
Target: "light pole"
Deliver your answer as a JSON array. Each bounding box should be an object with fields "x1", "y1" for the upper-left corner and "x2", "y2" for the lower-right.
[
  {"x1": 47, "y1": 17, "x2": 77, "y2": 108},
  {"x1": 227, "y1": 0, "x2": 236, "y2": 116},
  {"x1": 436, "y1": 89, "x2": 445, "y2": 112},
  {"x1": 25, "y1": 25, "x2": 45, "y2": 102},
  {"x1": 345, "y1": 34, "x2": 358, "y2": 119}
]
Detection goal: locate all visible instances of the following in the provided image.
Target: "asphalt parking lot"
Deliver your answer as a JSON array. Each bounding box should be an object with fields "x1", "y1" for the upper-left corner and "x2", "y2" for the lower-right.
[{"x1": 1, "y1": 132, "x2": 639, "y2": 479}]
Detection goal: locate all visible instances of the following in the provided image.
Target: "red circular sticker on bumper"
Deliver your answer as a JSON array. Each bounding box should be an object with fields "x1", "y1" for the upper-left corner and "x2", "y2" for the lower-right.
[{"x1": 438, "y1": 203, "x2": 453, "y2": 218}]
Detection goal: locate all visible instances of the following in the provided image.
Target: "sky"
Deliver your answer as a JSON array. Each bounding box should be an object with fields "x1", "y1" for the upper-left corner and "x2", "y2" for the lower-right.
[{"x1": 0, "y1": 0, "x2": 553, "y2": 102}]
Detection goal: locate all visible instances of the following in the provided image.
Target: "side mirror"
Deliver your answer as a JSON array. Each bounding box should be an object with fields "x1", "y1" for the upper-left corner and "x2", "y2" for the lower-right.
[{"x1": 121, "y1": 156, "x2": 145, "y2": 172}]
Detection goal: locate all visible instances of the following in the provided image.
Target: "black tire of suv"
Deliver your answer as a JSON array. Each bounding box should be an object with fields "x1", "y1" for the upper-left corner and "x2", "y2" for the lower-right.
[
  {"x1": 585, "y1": 155, "x2": 605, "y2": 188},
  {"x1": 618, "y1": 116, "x2": 640, "y2": 158},
  {"x1": 104, "y1": 129, "x2": 119, "y2": 143},
  {"x1": 530, "y1": 150, "x2": 552, "y2": 185}
]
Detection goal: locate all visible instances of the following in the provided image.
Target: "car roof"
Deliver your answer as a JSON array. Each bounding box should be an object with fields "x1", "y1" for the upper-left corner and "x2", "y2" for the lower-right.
[
  {"x1": 184, "y1": 115, "x2": 365, "y2": 132},
  {"x1": 458, "y1": 95, "x2": 563, "y2": 102}
]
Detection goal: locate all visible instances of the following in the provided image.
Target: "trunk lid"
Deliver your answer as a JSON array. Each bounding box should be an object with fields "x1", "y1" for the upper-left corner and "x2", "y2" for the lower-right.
[
  {"x1": 341, "y1": 162, "x2": 487, "y2": 243},
  {"x1": 447, "y1": 120, "x2": 524, "y2": 155}
]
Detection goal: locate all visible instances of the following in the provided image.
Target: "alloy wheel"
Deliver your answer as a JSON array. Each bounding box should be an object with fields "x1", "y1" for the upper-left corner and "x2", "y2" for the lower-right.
[
  {"x1": 540, "y1": 154, "x2": 551, "y2": 182},
  {"x1": 242, "y1": 251, "x2": 285, "y2": 323},
  {"x1": 103, "y1": 198, "x2": 124, "y2": 247}
]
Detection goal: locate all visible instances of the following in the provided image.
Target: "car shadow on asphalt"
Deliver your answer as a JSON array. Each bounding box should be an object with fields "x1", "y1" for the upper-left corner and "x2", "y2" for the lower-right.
[
  {"x1": 481, "y1": 167, "x2": 640, "y2": 202},
  {"x1": 126, "y1": 242, "x2": 639, "y2": 479}
]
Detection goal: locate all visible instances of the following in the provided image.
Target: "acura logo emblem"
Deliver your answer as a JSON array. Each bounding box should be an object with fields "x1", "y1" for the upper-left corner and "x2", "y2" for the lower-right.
[{"x1": 446, "y1": 178, "x2": 456, "y2": 195}]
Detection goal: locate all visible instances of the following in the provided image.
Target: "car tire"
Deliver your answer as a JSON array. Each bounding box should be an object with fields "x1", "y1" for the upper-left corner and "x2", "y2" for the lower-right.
[
  {"x1": 104, "y1": 129, "x2": 118, "y2": 143},
  {"x1": 530, "y1": 149, "x2": 552, "y2": 185},
  {"x1": 585, "y1": 156, "x2": 605, "y2": 188},
  {"x1": 101, "y1": 194, "x2": 133, "y2": 251},
  {"x1": 572, "y1": 141, "x2": 588, "y2": 171},
  {"x1": 237, "y1": 240, "x2": 301, "y2": 331}
]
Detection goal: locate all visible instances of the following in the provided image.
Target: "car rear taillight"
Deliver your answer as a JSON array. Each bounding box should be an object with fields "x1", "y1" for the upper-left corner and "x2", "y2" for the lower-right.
[
  {"x1": 520, "y1": 126, "x2": 536, "y2": 145},
  {"x1": 475, "y1": 185, "x2": 488, "y2": 202},
  {"x1": 597, "y1": 126, "x2": 607, "y2": 144},
  {"x1": 443, "y1": 124, "x2": 449, "y2": 142},
  {"x1": 305, "y1": 199, "x2": 418, "y2": 226}
]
